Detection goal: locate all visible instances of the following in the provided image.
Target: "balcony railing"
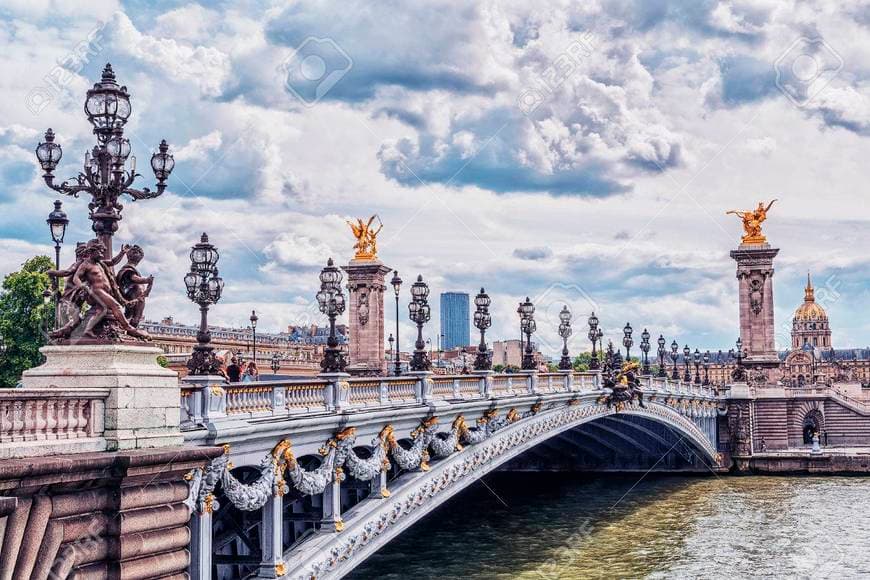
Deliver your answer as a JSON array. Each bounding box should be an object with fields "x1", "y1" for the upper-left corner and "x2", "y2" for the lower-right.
[
  {"x1": 179, "y1": 370, "x2": 714, "y2": 429},
  {"x1": 0, "y1": 389, "x2": 109, "y2": 443}
]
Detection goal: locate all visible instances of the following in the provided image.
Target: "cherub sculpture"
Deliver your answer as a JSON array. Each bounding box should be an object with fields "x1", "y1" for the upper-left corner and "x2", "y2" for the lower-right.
[
  {"x1": 726, "y1": 199, "x2": 777, "y2": 244},
  {"x1": 115, "y1": 244, "x2": 153, "y2": 327},
  {"x1": 604, "y1": 360, "x2": 646, "y2": 410},
  {"x1": 48, "y1": 240, "x2": 150, "y2": 342}
]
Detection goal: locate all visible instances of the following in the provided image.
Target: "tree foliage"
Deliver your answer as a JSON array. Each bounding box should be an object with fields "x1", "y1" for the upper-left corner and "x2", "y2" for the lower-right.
[{"x1": 0, "y1": 256, "x2": 54, "y2": 387}]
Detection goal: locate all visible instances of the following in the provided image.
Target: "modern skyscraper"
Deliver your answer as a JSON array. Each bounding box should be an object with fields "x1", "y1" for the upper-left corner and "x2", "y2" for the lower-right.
[{"x1": 440, "y1": 292, "x2": 470, "y2": 350}]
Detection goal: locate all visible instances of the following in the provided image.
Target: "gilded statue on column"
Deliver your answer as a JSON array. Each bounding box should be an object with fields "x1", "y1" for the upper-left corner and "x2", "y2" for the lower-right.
[
  {"x1": 347, "y1": 215, "x2": 383, "y2": 260},
  {"x1": 726, "y1": 199, "x2": 777, "y2": 244}
]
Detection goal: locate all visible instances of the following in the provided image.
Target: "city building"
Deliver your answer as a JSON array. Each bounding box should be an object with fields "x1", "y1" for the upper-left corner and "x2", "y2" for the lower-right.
[
  {"x1": 440, "y1": 292, "x2": 470, "y2": 350},
  {"x1": 140, "y1": 317, "x2": 347, "y2": 377}
]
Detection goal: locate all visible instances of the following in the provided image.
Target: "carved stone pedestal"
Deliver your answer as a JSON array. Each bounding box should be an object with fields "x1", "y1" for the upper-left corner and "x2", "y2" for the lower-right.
[
  {"x1": 343, "y1": 258, "x2": 392, "y2": 376},
  {"x1": 731, "y1": 243, "x2": 782, "y2": 382},
  {"x1": 21, "y1": 344, "x2": 183, "y2": 451}
]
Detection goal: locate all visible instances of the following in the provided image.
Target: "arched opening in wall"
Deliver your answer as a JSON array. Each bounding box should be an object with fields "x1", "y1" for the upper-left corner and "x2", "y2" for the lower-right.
[
  {"x1": 797, "y1": 374, "x2": 805, "y2": 387},
  {"x1": 802, "y1": 409, "x2": 824, "y2": 444},
  {"x1": 212, "y1": 466, "x2": 263, "y2": 580},
  {"x1": 284, "y1": 454, "x2": 326, "y2": 551}
]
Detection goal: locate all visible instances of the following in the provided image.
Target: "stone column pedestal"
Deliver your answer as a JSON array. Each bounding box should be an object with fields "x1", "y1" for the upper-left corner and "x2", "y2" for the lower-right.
[
  {"x1": 21, "y1": 344, "x2": 182, "y2": 451},
  {"x1": 472, "y1": 370, "x2": 494, "y2": 398},
  {"x1": 343, "y1": 258, "x2": 392, "y2": 376},
  {"x1": 730, "y1": 243, "x2": 781, "y2": 375}
]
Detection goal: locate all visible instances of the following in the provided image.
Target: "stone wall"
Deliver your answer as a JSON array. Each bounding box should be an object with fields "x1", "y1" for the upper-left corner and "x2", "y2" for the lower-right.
[{"x1": 0, "y1": 446, "x2": 222, "y2": 580}]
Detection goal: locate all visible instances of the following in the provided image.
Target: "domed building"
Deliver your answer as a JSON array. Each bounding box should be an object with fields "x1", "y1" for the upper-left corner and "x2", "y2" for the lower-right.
[{"x1": 791, "y1": 274, "x2": 832, "y2": 351}]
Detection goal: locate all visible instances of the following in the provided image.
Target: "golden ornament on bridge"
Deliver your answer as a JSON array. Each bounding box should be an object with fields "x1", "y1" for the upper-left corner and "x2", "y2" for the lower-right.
[
  {"x1": 347, "y1": 214, "x2": 383, "y2": 260},
  {"x1": 726, "y1": 199, "x2": 777, "y2": 244}
]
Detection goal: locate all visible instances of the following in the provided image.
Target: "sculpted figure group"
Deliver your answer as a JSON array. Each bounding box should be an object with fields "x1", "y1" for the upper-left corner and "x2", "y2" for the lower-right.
[{"x1": 48, "y1": 239, "x2": 153, "y2": 343}]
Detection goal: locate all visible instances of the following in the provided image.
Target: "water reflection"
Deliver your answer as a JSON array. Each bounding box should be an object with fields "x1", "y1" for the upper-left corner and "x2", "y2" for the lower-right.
[{"x1": 348, "y1": 474, "x2": 870, "y2": 579}]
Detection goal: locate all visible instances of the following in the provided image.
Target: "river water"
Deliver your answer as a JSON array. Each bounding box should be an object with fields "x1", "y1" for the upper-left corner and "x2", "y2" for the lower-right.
[{"x1": 348, "y1": 473, "x2": 870, "y2": 579}]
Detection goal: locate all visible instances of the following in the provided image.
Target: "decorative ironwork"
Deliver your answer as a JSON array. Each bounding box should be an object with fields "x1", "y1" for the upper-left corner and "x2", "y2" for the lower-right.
[
  {"x1": 184, "y1": 233, "x2": 224, "y2": 375},
  {"x1": 670, "y1": 339, "x2": 679, "y2": 380},
  {"x1": 46, "y1": 200, "x2": 68, "y2": 330},
  {"x1": 390, "y1": 271, "x2": 402, "y2": 375},
  {"x1": 693, "y1": 348, "x2": 702, "y2": 385},
  {"x1": 640, "y1": 327, "x2": 651, "y2": 375},
  {"x1": 317, "y1": 258, "x2": 347, "y2": 373},
  {"x1": 408, "y1": 275, "x2": 431, "y2": 371},
  {"x1": 587, "y1": 312, "x2": 600, "y2": 370},
  {"x1": 558, "y1": 305, "x2": 573, "y2": 370},
  {"x1": 683, "y1": 344, "x2": 692, "y2": 382},
  {"x1": 35, "y1": 64, "x2": 174, "y2": 261},
  {"x1": 657, "y1": 334, "x2": 667, "y2": 378},
  {"x1": 622, "y1": 322, "x2": 633, "y2": 360},
  {"x1": 473, "y1": 287, "x2": 492, "y2": 371},
  {"x1": 37, "y1": 64, "x2": 174, "y2": 343},
  {"x1": 730, "y1": 337, "x2": 748, "y2": 382},
  {"x1": 702, "y1": 350, "x2": 711, "y2": 385},
  {"x1": 518, "y1": 297, "x2": 536, "y2": 370}
]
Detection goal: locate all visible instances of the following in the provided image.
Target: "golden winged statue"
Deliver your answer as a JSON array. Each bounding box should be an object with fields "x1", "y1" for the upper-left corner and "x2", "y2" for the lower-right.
[
  {"x1": 346, "y1": 215, "x2": 383, "y2": 260},
  {"x1": 726, "y1": 199, "x2": 777, "y2": 244}
]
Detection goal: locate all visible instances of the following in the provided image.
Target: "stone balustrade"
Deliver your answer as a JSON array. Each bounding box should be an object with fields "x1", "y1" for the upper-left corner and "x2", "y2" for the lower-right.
[
  {"x1": 179, "y1": 371, "x2": 713, "y2": 430},
  {"x1": 0, "y1": 388, "x2": 110, "y2": 458}
]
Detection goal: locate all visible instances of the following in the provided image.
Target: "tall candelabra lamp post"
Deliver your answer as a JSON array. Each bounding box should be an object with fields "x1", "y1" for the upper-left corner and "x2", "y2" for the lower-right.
[
  {"x1": 250, "y1": 310, "x2": 258, "y2": 365},
  {"x1": 518, "y1": 297, "x2": 537, "y2": 370},
  {"x1": 702, "y1": 350, "x2": 711, "y2": 385},
  {"x1": 657, "y1": 335, "x2": 667, "y2": 378},
  {"x1": 316, "y1": 258, "x2": 347, "y2": 373},
  {"x1": 408, "y1": 275, "x2": 432, "y2": 371},
  {"x1": 45, "y1": 200, "x2": 69, "y2": 329},
  {"x1": 671, "y1": 340, "x2": 680, "y2": 380},
  {"x1": 558, "y1": 306, "x2": 573, "y2": 370},
  {"x1": 622, "y1": 322, "x2": 634, "y2": 361},
  {"x1": 640, "y1": 328, "x2": 651, "y2": 375},
  {"x1": 183, "y1": 233, "x2": 224, "y2": 375},
  {"x1": 587, "y1": 312, "x2": 600, "y2": 370},
  {"x1": 683, "y1": 344, "x2": 692, "y2": 382},
  {"x1": 473, "y1": 288, "x2": 492, "y2": 371},
  {"x1": 35, "y1": 64, "x2": 174, "y2": 262},
  {"x1": 390, "y1": 271, "x2": 402, "y2": 376},
  {"x1": 693, "y1": 348, "x2": 702, "y2": 385}
]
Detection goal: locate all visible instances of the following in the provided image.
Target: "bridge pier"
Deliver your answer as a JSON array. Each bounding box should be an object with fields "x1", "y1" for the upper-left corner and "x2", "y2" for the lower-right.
[{"x1": 190, "y1": 508, "x2": 213, "y2": 580}]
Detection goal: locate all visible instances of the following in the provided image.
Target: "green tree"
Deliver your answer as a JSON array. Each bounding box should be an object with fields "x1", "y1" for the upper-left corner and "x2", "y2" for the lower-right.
[
  {"x1": 572, "y1": 351, "x2": 593, "y2": 371},
  {"x1": 493, "y1": 364, "x2": 505, "y2": 373},
  {"x1": 0, "y1": 256, "x2": 54, "y2": 387}
]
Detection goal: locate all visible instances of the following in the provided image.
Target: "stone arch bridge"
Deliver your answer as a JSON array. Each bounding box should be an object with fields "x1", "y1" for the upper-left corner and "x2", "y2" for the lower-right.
[{"x1": 180, "y1": 370, "x2": 720, "y2": 579}]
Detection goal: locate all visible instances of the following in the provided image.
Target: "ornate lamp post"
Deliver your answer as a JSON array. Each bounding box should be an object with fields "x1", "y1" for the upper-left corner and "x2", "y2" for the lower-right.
[
  {"x1": 587, "y1": 312, "x2": 600, "y2": 370},
  {"x1": 46, "y1": 200, "x2": 69, "y2": 329},
  {"x1": 316, "y1": 258, "x2": 347, "y2": 373},
  {"x1": 461, "y1": 347, "x2": 469, "y2": 374},
  {"x1": 657, "y1": 335, "x2": 667, "y2": 378},
  {"x1": 683, "y1": 344, "x2": 692, "y2": 382},
  {"x1": 250, "y1": 310, "x2": 258, "y2": 366},
  {"x1": 271, "y1": 352, "x2": 280, "y2": 375},
  {"x1": 730, "y1": 337, "x2": 747, "y2": 382},
  {"x1": 473, "y1": 288, "x2": 492, "y2": 371},
  {"x1": 640, "y1": 328, "x2": 651, "y2": 375},
  {"x1": 702, "y1": 350, "x2": 711, "y2": 385},
  {"x1": 184, "y1": 233, "x2": 224, "y2": 375},
  {"x1": 35, "y1": 64, "x2": 174, "y2": 260},
  {"x1": 388, "y1": 333, "x2": 395, "y2": 370},
  {"x1": 693, "y1": 348, "x2": 702, "y2": 384},
  {"x1": 408, "y1": 275, "x2": 432, "y2": 371},
  {"x1": 670, "y1": 340, "x2": 679, "y2": 380},
  {"x1": 622, "y1": 322, "x2": 633, "y2": 360},
  {"x1": 390, "y1": 270, "x2": 402, "y2": 376},
  {"x1": 558, "y1": 306, "x2": 573, "y2": 370},
  {"x1": 518, "y1": 297, "x2": 536, "y2": 370}
]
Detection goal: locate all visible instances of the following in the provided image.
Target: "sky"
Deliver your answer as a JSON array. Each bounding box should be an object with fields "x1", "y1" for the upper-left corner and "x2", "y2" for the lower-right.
[{"x1": 2, "y1": 0, "x2": 870, "y2": 357}]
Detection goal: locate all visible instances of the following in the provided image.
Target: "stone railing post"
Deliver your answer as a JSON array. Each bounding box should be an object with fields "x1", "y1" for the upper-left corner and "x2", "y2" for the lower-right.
[
  {"x1": 473, "y1": 370, "x2": 494, "y2": 398},
  {"x1": 320, "y1": 372, "x2": 351, "y2": 412},
  {"x1": 181, "y1": 374, "x2": 228, "y2": 423},
  {"x1": 559, "y1": 369, "x2": 574, "y2": 392},
  {"x1": 379, "y1": 379, "x2": 390, "y2": 404},
  {"x1": 409, "y1": 371, "x2": 434, "y2": 404},
  {"x1": 270, "y1": 385, "x2": 286, "y2": 416},
  {"x1": 522, "y1": 370, "x2": 539, "y2": 395}
]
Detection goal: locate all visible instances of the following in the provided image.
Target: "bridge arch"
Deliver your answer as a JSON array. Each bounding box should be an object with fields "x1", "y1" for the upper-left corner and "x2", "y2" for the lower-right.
[{"x1": 284, "y1": 400, "x2": 718, "y2": 578}]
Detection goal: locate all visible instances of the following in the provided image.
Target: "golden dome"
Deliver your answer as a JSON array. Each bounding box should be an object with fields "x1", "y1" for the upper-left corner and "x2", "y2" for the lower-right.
[{"x1": 794, "y1": 273, "x2": 828, "y2": 321}]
